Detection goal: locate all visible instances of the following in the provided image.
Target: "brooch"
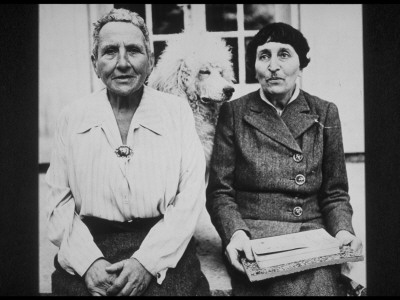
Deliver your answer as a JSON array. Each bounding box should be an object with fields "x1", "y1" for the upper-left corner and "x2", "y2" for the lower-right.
[{"x1": 115, "y1": 145, "x2": 133, "y2": 158}]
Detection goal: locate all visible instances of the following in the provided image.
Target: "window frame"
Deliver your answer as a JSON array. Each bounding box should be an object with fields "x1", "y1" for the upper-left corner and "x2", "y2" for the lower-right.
[{"x1": 145, "y1": 4, "x2": 299, "y2": 85}]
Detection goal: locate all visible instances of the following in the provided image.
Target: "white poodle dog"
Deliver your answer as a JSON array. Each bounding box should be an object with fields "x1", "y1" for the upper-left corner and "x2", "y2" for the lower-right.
[{"x1": 147, "y1": 32, "x2": 235, "y2": 176}]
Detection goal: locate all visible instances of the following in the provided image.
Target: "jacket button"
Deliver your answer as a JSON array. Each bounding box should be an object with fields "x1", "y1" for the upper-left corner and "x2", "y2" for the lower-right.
[
  {"x1": 293, "y1": 153, "x2": 303, "y2": 162},
  {"x1": 295, "y1": 174, "x2": 306, "y2": 185},
  {"x1": 293, "y1": 206, "x2": 303, "y2": 217}
]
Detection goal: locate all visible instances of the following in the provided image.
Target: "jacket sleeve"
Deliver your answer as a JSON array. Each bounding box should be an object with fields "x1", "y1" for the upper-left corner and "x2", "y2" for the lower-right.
[
  {"x1": 206, "y1": 102, "x2": 250, "y2": 247},
  {"x1": 46, "y1": 106, "x2": 104, "y2": 277},
  {"x1": 318, "y1": 102, "x2": 355, "y2": 236}
]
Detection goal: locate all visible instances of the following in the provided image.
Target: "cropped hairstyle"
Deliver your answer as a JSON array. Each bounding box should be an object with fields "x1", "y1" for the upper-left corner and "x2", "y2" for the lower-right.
[{"x1": 246, "y1": 22, "x2": 311, "y2": 71}]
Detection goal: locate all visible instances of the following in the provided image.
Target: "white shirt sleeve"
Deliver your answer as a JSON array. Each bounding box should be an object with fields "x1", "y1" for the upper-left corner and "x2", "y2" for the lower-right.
[
  {"x1": 131, "y1": 99, "x2": 206, "y2": 284},
  {"x1": 46, "y1": 107, "x2": 104, "y2": 277}
]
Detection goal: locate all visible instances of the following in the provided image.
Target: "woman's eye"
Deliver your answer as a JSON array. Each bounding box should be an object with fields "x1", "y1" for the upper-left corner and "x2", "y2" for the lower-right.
[
  {"x1": 279, "y1": 51, "x2": 290, "y2": 58},
  {"x1": 199, "y1": 70, "x2": 211, "y2": 75},
  {"x1": 104, "y1": 48, "x2": 116, "y2": 55},
  {"x1": 128, "y1": 48, "x2": 140, "y2": 54}
]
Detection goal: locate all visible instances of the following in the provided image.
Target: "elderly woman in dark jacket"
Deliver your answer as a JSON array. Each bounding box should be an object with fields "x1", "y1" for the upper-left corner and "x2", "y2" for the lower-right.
[{"x1": 206, "y1": 22, "x2": 363, "y2": 296}]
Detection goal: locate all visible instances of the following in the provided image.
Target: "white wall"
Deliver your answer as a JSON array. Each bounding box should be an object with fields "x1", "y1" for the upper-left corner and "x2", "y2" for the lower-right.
[
  {"x1": 300, "y1": 5, "x2": 365, "y2": 286},
  {"x1": 300, "y1": 4, "x2": 364, "y2": 153},
  {"x1": 39, "y1": 4, "x2": 111, "y2": 163}
]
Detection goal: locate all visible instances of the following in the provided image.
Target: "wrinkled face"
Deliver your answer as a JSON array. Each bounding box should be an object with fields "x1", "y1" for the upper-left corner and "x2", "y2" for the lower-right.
[
  {"x1": 255, "y1": 41, "x2": 301, "y2": 98},
  {"x1": 195, "y1": 64, "x2": 235, "y2": 104},
  {"x1": 91, "y1": 22, "x2": 153, "y2": 97}
]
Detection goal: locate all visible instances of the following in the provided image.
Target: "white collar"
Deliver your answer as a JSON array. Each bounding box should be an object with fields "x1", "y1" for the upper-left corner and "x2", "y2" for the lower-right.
[
  {"x1": 259, "y1": 84, "x2": 300, "y2": 116},
  {"x1": 76, "y1": 85, "x2": 165, "y2": 136}
]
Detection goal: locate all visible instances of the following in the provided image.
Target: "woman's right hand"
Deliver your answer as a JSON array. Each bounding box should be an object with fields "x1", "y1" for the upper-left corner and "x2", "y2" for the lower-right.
[
  {"x1": 225, "y1": 230, "x2": 254, "y2": 273},
  {"x1": 84, "y1": 258, "x2": 117, "y2": 296},
  {"x1": 335, "y1": 230, "x2": 363, "y2": 255}
]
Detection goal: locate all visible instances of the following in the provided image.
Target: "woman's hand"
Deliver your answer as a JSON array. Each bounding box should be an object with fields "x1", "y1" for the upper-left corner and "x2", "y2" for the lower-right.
[
  {"x1": 225, "y1": 230, "x2": 254, "y2": 273},
  {"x1": 84, "y1": 258, "x2": 117, "y2": 296},
  {"x1": 335, "y1": 230, "x2": 363, "y2": 255},
  {"x1": 105, "y1": 257, "x2": 153, "y2": 296}
]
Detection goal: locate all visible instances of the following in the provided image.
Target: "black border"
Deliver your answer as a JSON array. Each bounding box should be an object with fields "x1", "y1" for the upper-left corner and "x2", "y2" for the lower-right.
[
  {"x1": 364, "y1": 4, "x2": 400, "y2": 296},
  {"x1": 2, "y1": 3, "x2": 400, "y2": 296},
  {"x1": 0, "y1": 4, "x2": 39, "y2": 296}
]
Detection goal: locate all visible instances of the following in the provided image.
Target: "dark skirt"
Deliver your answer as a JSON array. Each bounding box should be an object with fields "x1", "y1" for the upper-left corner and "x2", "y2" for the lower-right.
[{"x1": 52, "y1": 216, "x2": 211, "y2": 296}]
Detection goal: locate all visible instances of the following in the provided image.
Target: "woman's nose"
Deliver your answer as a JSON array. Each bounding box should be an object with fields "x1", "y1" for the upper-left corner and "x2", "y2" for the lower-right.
[
  {"x1": 117, "y1": 51, "x2": 129, "y2": 69},
  {"x1": 268, "y1": 56, "x2": 280, "y2": 72}
]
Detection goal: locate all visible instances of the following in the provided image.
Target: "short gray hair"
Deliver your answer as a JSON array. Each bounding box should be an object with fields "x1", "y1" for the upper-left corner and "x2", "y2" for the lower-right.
[{"x1": 92, "y1": 8, "x2": 151, "y2": 59}]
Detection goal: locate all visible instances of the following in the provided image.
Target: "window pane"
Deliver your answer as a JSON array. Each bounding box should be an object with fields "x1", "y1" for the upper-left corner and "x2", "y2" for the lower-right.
[
  {"x1": 222, "y1": 38, "x2": 238, "y2": 83},
  {"x1": 244, "y1": 4, "x2": 275, "y2": 30},
  {"x1": 206, "y1": 4, "x2": 237, "y2": 32},
  {"x1": 114, "y1": 4, "x2": 146, "y2": 20},
  {"x1": 153, "y1": 41, "x2": 167, "y2": 65},
  {"x1": 245, "y1": 37, "x2": 258, "y2": 84},
  {"x1": 152, "y1": 4, "x2": 184, "y2": 34}
]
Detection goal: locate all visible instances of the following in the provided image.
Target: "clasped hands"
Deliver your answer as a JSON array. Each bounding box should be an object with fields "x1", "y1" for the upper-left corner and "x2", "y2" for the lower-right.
[
  {"x1": 225, "y1": 229, "x2": 363, "y2": 273},
  {"x1": 84, "y1": 257, "x2": 153, "y2": 296}
]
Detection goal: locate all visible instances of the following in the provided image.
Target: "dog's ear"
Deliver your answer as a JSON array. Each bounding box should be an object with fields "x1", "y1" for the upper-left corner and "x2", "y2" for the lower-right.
[
  {"x1": 148, "y1": 52, "x2": 155, "y2": 74},
  {"x1": 178, "y1": 60, "x2": 197, "y2": 102},
  {"x1": 177, "y1": 60, "x2": 189, "y2": 88}
]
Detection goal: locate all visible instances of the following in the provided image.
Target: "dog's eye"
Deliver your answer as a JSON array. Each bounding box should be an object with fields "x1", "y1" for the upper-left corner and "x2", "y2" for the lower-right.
[{"x1": 199, "y1": 70, "x2": 211, "y2": 75}]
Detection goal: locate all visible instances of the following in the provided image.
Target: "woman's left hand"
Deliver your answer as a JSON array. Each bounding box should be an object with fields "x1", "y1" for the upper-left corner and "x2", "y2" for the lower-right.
[
  {"x1": 335, "y1": 230, "x2": 363, "y2": 255},
  {"x1": 105, "y1": 258, "x2": 153, "y2": 296}
]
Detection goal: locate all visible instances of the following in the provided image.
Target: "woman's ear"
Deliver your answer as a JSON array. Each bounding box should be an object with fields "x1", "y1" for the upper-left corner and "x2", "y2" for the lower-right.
[
  {"x1": 298, "y1": 69, "x2": 303, "y2": 78},
  {"x1": 91, "y1": 55, "x2": 100, "y2": 78}
]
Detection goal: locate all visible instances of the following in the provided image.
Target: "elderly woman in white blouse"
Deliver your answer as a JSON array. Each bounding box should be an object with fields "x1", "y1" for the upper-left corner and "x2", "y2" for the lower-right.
[{"x1": 46, "y1": 8, "x2": 210, "y2": 296}]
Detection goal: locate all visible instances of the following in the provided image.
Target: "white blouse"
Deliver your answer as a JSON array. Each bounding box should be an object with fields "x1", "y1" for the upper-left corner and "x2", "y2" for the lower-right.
[{"x1": 46, "y1": 86, "x2": 206, "y2": 284}]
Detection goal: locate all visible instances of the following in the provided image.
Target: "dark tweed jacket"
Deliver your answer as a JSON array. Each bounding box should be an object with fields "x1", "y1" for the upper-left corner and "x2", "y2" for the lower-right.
[{"x1": 206, "y1": 89, "x2": 355, "y2": 248}]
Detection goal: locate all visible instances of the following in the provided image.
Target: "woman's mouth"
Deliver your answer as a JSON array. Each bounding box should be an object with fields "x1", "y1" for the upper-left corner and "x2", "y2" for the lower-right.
[
  {"x1": 114, "y1": 75, "x2": 133, "y2": 80},
  {"x1": 267, "y1": 77, "x2": 284, "y2": 82}
]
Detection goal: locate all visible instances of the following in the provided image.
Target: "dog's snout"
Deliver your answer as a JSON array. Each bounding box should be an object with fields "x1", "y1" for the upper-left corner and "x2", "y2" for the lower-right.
[{"x1": 223, "y1": 86, "x2": 235, "y2": 97}]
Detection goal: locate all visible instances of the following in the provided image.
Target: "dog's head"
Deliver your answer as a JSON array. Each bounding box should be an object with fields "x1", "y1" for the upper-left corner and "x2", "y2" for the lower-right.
[{"x1": 148, "y1": 32, "x2": 236, "y2": 108}]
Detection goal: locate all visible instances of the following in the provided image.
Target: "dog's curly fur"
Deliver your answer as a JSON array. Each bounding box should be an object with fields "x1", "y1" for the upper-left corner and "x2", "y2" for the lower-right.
[{"x1": 148, "y1": 32, "x2": 235, "y2": 173}]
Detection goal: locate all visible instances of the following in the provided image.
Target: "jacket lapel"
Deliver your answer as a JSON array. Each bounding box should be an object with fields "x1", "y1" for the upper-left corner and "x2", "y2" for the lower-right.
[
  {"x1": 281, "y1": 91, "x2": 319, "y2": 139},
  {"x1": 243, "y1": 92, "x2": 302, "y2": 153}
]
